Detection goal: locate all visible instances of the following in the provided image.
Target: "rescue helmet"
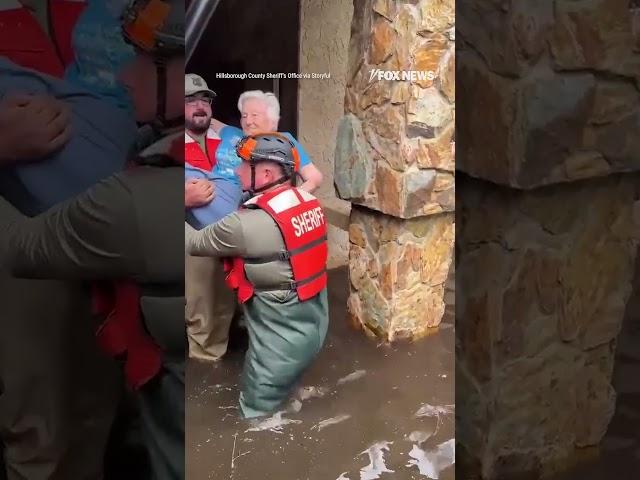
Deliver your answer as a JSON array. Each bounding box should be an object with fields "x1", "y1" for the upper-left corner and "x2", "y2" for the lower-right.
[
  {"x1": 236, "y1": 133, "x2": 300, "y2": 178},
  {"x1": 120, "y1": 0, "x2": 184, "y2": 130},
  {"x1": 122, "y1": 0, "x2": 184, "y2": 59}
]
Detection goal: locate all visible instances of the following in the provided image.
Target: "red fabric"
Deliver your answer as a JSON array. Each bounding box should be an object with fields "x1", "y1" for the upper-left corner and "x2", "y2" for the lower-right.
[
  {"x1": 224, "y1": 186, "x2": 328, "y2": 303},
  {"x1": 169, "y1": 136, "x2": 185, "y2": 164},
  {"x1": 0, "y1": 1, "x2": 86, "y2": 77},
  {"x1": 94, "y1": 282, "x2": 162, "y2": 389},
  {"x1": 184, "y1": 137, "x2": 220, "y2": 172},
  {"x1": 91, "y1": 135, "x2": 185, "y2": 390},
  {"x1": 223, "y1": 257, "x2": 255, "y2": 304},
  {"x1": 50, "y1": 0, "x2": 85, "y2": 67}
]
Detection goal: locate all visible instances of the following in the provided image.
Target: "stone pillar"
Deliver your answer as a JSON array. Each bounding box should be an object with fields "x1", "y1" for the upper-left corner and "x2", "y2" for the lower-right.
[
  {"x1": 457, "y1": 0, "x2": 640, "y2": 477},
  {"x1": 335, "y1": 0, "x2": 455, "y2": 341}
]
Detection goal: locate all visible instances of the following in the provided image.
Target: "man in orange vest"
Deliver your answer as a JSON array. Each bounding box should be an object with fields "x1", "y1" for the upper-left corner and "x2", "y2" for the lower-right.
[
  {"x1": 183, "y1": 73, "x2": 239, "y2": 363},
  {"x1": 185, "y1": 133, "x2": 329, "y2": 418}
]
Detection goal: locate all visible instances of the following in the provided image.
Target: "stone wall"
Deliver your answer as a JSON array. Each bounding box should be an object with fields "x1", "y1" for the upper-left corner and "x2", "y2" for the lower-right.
[
  {"x1": 458, "y1": 0, "x2": 640, "y2": 189},
  {"x1": 348, "y1": 205, "x2": 454, "y2": 340},
  {"x1": 336, "y1": 0, "x2": 455, "y2": 341},
  {"x1": 299, "y1": 0, "x2": 354, "y2": 268},
  {"x1": 457, "y1": 174, "x2": 640, "y2": 478},
  {"x1": 457, "y1": 0, "x2": 640, "y2": 477}
]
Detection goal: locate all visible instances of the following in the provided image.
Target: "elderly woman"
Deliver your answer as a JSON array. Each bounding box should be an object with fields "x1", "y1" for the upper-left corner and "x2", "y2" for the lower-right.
[{"x1": 210, "y1": 90, "x2": 323, "y2": 193}]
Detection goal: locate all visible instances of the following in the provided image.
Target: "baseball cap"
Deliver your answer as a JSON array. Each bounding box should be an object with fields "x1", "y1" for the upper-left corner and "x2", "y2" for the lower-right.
[{"x1": 185, "y1": 73, "x2": 216, "y2": 97}]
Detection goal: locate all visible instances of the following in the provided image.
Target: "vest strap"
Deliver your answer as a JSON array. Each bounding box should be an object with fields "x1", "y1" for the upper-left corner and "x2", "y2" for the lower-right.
[
  {"x1": 252, "y1": 268, "x2": 326, "y2": 293},
  {"x1": 243, "y1": 234, "x2": 328, "y2": 265}
]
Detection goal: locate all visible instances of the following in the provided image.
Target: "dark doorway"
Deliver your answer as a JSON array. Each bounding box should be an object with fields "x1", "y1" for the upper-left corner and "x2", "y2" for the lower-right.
[{"x1": 187, "y1": 0, "x2": 301, "y2": 136}]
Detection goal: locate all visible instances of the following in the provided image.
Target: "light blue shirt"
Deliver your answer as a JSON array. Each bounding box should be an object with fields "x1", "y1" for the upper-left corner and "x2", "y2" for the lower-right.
[
  {"x1": 214, "y1": 126, "x2": 312, "y2": 182},
  {"x1": 64, "y1": 0, "x2": 136, "y2": 110},
  {"x1": 185, "y1": 164, "x2": 243, "y2": 230},
  {"x1": 0, "y1": 58, "x2": 136, "y2": 216}
]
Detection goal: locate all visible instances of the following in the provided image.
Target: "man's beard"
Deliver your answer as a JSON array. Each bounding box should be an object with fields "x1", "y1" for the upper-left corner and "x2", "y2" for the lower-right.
[{"x1": 186, "y1": 114, "x2": 211, "y2": 134}]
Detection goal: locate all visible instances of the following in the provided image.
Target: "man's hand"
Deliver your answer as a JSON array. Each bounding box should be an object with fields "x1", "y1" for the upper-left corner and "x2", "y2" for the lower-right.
[
  {"x1": 0, "y1": 94, "x2": 72, "y2": 165},
  {"x1": 185, "y1": 179, "x2": 215, "y2": 208}
]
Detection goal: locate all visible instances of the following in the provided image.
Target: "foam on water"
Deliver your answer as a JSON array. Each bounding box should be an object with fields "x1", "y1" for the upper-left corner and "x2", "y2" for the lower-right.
[
  {"x1": 406, "y1": 439, "x2": 455, "y2": 479},
  {"x1": 337, "y1": 369, "x2": 367, "y2": 385},
  {"x1": 313, "y1": 414, "x2": 351, "y2": 431},
  {"x1": 244, "y1": 411, "x2": 302, "y2": 433},
  {"x1": 415, "y1": 404, "x2": 454, "y2": 418},
  {"x1": 359, "y1": 441, "x2": 394, "y2": 480}
]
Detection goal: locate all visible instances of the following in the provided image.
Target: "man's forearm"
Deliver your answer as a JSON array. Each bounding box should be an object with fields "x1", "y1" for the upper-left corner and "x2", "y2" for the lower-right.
[
  {"x1": 0, "y1": 195, "x2": 25, "y2": 264},
  {"x1": 185, "y1": 214, "x2": 245, "y2": 258},
  {"x1": 1, "y1": 178, "x2": 141, "y2": 280}
]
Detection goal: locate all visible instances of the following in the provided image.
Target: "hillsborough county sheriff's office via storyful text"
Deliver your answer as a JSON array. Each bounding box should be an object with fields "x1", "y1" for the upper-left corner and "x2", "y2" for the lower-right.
[{"x1": 216, "y1": 72, "x2": 332, "y2": 80}]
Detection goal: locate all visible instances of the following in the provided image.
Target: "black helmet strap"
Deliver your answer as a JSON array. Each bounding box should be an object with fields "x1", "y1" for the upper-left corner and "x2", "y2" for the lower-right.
[
  {"x1": 150, "y1": 57, "x2": 184, "y2": 132},
  {"x1": 248, "y1": 159, "x2": 293, "y2": 196}
]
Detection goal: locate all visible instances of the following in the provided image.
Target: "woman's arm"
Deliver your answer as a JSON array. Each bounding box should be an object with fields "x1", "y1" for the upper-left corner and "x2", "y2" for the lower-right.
[{"x1": 299, "y1": 163, "x2": 324, "y2": 193}]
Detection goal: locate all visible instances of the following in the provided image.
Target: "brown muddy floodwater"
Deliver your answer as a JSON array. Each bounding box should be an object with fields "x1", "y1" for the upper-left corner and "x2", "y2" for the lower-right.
[{"x1": 186, "y1": 267, "x2": 455, "y2": 480}]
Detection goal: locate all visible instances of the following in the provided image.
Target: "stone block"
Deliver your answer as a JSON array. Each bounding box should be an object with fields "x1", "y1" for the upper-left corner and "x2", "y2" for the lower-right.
[
  {"x1": 419, "y1": 0, "x2": 454, "y2": 35},
  {"x1": 457, "y1": 50, "x2": 640, "y2": 188},
  {"x1": 457, "y1": 0, "x2": 554, "y2": 76},
  {"x1": 347, "y1": 206, "x2": 454, "y2": 341},
  {"x1": 412, "y1": 33, "x2": 449, "y2": 89},
  {"x1": 456, "y1": 174, "x2": 640, "y2": 477},
  {"x1": 369, "y1": 17, "x2": 396, "y2": 64},
  {"x1": 334, "y1": 114, "x2": 375, "y2": 202},
  {"x1": 549, "y1": 0, "x2": 634, "y2": 73}
]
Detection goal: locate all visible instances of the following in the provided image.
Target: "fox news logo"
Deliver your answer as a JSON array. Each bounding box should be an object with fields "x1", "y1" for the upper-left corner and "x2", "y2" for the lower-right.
[{"x1": 368, "y1": 69, "x2": 436, "y2": 83}]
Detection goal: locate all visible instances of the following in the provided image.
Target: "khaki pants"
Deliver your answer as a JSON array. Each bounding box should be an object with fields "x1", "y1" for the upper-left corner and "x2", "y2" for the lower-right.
[
  {"x1": 185, "y1": 255, "x2": 237, "y2": 361},
  {"x1": 0, "y1": 272, "x2": 120, "y2": 480}
]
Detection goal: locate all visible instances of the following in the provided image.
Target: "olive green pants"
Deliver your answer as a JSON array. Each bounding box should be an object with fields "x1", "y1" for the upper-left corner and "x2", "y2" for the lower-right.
[
  {"x1": 139, "y1": 296, "x2": 186, "y2": 480},
  {"x1": 136, "y1": 356, "x2": 184, "y2": 480},
  {"x1": 239, "y1": 288, "x2": 329, "y2": 418}
]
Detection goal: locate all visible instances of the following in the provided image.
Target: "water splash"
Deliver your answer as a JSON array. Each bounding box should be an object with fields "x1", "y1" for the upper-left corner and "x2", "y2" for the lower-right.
[
  {"x1": 312, "y1": 414, "x2": 352, "y2": 431},
  {"x1": 415, "y1": 404, "x2": 454, "y2": 435},
  {"x1": 338, "y1": 369, "x2": 367, "y2": 385},
  {"x1": 406, "y1": 430, "x2": 434, "y2": 445},
  {"x1": 336, "y1": 473, "x2": 351, "y2": 480},
  {"x1": 415, "y1": 404, "x2": 454, "y2": 418},
  {"x1": 288, "y1": 399, "x2": 303, "y2": 413},
  {"x1": 244, "y1": 411, "x2": 302, "y2": 433},
  {"x1": 406, "y1": 439, "x2": 455, "y2": 479},
  {"x1": 359, "y1": 441, "x2": 394, "y2": 480},
  {"x1": 297, "y1": 385, "x2": 329, "y2": 401}
]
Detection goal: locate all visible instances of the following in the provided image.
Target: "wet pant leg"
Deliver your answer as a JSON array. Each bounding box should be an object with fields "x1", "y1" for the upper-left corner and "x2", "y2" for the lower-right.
[
  {"x1": 239, "y1": 289, "x2": 329, "y2": 418},
  {"x1": 136, "y1": 356, "x2": 185, "y2": 480}
]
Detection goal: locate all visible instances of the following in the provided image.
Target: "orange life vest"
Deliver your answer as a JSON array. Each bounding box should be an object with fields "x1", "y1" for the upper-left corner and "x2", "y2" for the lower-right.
[{"x1": 223, "y1": 185, "x2": 328, "y2": 304}]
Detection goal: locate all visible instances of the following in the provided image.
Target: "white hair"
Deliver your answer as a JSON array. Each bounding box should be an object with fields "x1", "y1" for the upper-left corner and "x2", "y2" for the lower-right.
[{"x1": 238, "y1": 90, "x2": 280, "y2": 125}]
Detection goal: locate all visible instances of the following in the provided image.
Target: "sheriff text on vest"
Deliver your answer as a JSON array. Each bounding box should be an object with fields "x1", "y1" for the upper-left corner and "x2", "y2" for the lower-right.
[{"x1": 291, "y1": 206, "x2": 325, "y2": 237}]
